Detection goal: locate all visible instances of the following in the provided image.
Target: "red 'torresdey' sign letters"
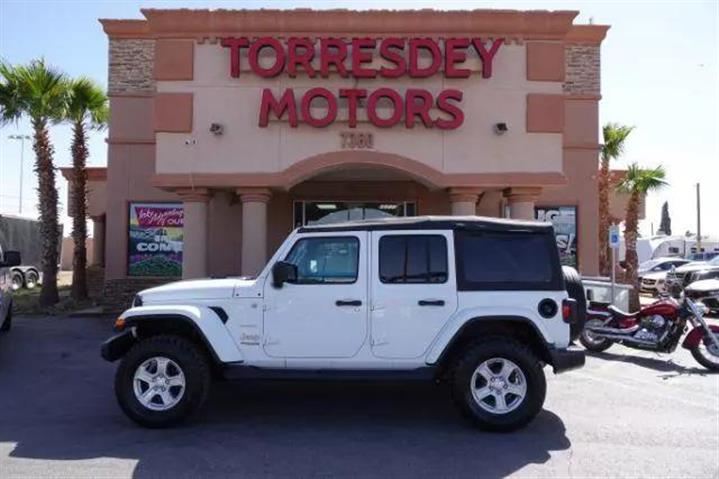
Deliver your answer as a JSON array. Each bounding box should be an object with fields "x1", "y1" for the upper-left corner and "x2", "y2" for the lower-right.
[{"x1": 220, "y1": 37, "x2": 503, "y2": 130}]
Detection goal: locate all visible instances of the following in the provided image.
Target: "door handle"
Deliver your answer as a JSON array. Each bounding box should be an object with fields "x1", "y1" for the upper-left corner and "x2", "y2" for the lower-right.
[
  {"x1": 418, "y1": 299, "x2": 445, "y2": 307},
  {"x1": 336, "y1": 299, "x2": 362, "y2": 307}
]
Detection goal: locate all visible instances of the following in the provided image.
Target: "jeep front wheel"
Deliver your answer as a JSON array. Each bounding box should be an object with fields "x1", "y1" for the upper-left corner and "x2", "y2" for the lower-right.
[
  {"x1": 114, "y1": 335, "x2": 211, "y2": 428},
  {"x1": 451, "y1": 338, "x2": 546, "y2": 432}
]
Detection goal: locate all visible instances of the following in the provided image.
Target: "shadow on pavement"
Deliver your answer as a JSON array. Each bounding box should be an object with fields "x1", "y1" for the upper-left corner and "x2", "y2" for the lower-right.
[
  {"x1": 0, "y1": 316, "x2": 571, "y2": 478},
  {"x1": 586, "y1": 349, "x2": 711, "y2": 377}
]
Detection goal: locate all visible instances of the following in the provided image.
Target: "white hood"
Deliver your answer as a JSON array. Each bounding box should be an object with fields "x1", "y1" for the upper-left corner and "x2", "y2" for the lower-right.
[
  {"x1": 642, "y1": 271, "x2": 667, "y2": 281},
  {"x1": 686, "y1": 278, "x2": 719, "y2": 293},
  {"x1": 139, "y1": 277, "x2": 259, "y2": 303}
]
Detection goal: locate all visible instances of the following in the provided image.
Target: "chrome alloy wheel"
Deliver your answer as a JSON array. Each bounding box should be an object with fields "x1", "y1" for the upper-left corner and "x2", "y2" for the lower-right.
[
  {"x1": 470, "y1": 357, "x2": 527, "y2": 415},
  {"x1": 133, "y1": 357, "x2": 186, "y2": 411}
]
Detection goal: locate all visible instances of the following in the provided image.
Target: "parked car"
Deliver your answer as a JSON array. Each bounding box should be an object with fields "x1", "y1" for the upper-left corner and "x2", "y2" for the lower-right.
[
  {"x1": 685, "y1": 279, "x2": 719, "y2": 314},
  {"x1": 639, "y1": 271, "x2": 669, "y2": 296},
  {"x1": 101, "y1": 216, "x2": 586, "y2": 431},
  {"x1": 686, "y1": 252, "x2": 719, "y2": 262},
  {"x1": 667, "y1": 256, "x2": 719, "y2": 297},
  {"x1": 686, "y1": 266, "x2": 719, "y2": 285},
  {"x1": 0, "y1": 247, "x2": 22, "y2": 333},
  {"x1": 638, "y1": 257, "x2": 690, "y2": 277},
  {"x1": 638, "y1": 258, "x2": 691, "y2": 296}
]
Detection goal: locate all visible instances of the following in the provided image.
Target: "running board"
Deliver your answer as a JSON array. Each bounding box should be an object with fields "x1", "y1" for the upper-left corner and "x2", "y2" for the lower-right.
[{"x1": 222, "y1": 365, "x2": 437, "y2": 381}]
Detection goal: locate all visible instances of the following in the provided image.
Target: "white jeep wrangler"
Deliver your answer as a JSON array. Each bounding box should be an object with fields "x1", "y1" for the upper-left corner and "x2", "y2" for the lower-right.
[{"x1": 102, "y1": 216, "x2": 586, "y2": 431}]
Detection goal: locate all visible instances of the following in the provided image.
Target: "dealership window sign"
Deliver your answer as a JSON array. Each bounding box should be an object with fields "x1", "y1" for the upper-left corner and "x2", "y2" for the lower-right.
[
  {"x1": 220, "y1": 37, "x2": 503, "y2": 129},
  {"x1": 128, "y1": 203, "x2": 184, "y2": 277},
  {"x1": 536, "y1": 206, "x2": 578, "y2": 268}
]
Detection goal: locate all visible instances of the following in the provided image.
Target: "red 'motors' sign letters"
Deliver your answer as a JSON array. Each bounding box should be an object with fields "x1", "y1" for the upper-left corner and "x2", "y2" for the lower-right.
[{"x1": 220, "y1": 37, "x2": 503, "y2": 130}]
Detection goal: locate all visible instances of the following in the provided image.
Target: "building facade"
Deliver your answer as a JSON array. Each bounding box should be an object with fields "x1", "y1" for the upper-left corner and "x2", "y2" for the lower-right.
[{"x1": 89, "y1": 8, "x2": 615, "y2": 299}]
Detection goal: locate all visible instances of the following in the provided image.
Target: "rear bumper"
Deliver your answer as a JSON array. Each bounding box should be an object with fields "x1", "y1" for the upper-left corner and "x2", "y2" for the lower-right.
[
  {"x1": 549, "y1": 346, "x2": 585, "y2": 374},
  {"x1": 101, "y1": 330, "x2": 135, "y2": 362}
]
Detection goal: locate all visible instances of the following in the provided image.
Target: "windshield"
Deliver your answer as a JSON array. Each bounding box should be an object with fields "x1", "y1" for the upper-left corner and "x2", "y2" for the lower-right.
[
  {"x1": 708, "y1": 256, "x2": 719, "y2": 266},
  {"x1": 639, "y1": 259, "x2": 663, "y2": 270}
]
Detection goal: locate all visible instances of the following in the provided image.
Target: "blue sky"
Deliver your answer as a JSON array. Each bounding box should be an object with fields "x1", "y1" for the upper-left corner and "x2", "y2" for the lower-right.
[{"x1": 1, "y1": 0, "x2": 717, "y2": 238}]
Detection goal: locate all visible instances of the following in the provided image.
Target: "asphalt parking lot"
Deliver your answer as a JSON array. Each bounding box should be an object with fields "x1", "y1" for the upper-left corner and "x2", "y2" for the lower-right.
[{"x1": 1, "y1": 315, "x2": 717, "y2": 478}]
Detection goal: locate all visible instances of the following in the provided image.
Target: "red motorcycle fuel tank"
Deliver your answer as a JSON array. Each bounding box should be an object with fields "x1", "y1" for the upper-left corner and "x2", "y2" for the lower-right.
[{"x1": 639, "y1": 298, "x2": 680, "y2": 319}]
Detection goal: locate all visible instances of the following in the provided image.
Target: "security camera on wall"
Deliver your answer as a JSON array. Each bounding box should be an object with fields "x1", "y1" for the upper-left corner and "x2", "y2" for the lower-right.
[
  {"x1": 210, "y1": 123, "x2": 224, "y2": 136},
  {"x1": 494, "y1": 122, "x2": 509, "y2": 135}
]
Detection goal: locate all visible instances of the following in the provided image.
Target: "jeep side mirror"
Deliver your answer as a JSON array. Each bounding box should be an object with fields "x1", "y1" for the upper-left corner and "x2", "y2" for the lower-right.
[
  {"x1": 0, "y1": 250, "x2": 21, "y2": 268},
  {"x1": 272, "y1": 261, "x2": 297, "y2": 288}
]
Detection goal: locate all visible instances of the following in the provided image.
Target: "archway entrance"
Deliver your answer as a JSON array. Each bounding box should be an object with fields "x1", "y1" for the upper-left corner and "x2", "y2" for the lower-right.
[{"x1": 285, "y1": 161, "x2": 449, "y2": 229}]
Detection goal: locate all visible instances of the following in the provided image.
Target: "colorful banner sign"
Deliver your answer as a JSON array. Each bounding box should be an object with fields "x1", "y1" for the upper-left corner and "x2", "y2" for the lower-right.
[
  {"x1": 128, "y1": 203, "x2": 184, "y2": 277},
  {"x1": 536, "y1": 206, "x2": 578, "y2": 268}
]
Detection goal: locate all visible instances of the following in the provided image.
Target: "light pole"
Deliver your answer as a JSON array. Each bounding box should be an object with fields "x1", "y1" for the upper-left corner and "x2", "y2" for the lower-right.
[
  {"x1": 696, "y1": 182, "x2": 702, "y2": 252},
  {"x1": 8, "y1": 134, "x2": 31, "y2": 215}
]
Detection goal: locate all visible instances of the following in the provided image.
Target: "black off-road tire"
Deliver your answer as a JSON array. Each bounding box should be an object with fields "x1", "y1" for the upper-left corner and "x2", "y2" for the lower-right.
[
  {"x1": 0, "y1": 305, "x2": 11, "y2": 332},
  {"x1": 450, "y1": 337, "x2": 546, "y2": 432},
  {"x1": 563, "y1": 266, "x2": 587, "y2": 341},
  {"x1": 115, "y1": 335, "x2": 211, "y2": 428}
]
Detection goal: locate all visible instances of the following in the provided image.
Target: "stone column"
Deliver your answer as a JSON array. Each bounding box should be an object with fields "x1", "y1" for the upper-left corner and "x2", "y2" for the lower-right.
[
  {"x1": 177, "y1": 188, "x2": 210, "y2": 279},
  {"x1": 504, "y1": 187, "x2": 542, "y2": 220},
  {"x1": 91, "y1": 215, "x2": 105, "y2": 267},
  {"x1": 449, "y1": 188, "x2": 482, "y2": 216},
  {"x1": 237, "y1": 188, "x2": 272, "y2": 276}
]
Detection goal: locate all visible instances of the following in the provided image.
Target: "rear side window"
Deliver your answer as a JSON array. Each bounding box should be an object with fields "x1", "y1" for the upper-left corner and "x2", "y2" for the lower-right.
[
  {"x1": 455, "y1": 230, "x2": 562, "y2": 290},
  {"x1": 379, "y1": 235, "x2": 448, "y2": 284}
]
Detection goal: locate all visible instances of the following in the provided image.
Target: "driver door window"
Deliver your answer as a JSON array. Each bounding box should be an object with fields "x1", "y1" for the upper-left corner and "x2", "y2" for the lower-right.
[{"x1": 284, "y1": 237, "x2": 359, "y2": 284}]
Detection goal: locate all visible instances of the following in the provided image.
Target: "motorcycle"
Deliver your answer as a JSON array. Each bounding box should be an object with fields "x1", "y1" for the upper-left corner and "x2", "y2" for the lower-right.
[{"x1": 580, "y1": 295, "x2": 719, "y2": 371}]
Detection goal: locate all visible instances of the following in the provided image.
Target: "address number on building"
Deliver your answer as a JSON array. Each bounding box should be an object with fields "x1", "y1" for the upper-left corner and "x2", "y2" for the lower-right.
[{"x1": 340, "y1": 132, "x2": 374, "y2": 149}]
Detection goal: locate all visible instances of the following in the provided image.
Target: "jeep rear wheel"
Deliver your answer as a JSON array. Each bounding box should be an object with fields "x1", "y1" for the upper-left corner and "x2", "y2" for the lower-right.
[
  {"x1": 451, "y1": 337, "x2": 546, "y2": 432},
  {"x1": 115, "y1": 335, "x2": 211, "y2": 428}
]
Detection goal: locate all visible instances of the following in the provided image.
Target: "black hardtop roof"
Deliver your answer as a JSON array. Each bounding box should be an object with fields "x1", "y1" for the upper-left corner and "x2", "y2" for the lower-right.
[{"x1": 297, "y1": 215, "x2": 554, "y2": 234}]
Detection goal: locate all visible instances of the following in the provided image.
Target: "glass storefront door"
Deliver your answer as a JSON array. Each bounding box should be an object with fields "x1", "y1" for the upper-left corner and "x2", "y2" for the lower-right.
[{"x1": 293, "y1": 201, "x2": 416, "y2": 227}]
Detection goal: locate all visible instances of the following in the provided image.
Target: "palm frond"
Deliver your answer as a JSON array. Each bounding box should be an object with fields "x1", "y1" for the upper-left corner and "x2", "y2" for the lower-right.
[
  {"x1": 0, "y1": 61, "x2": 23, "y2": 125},
  {"x1": 10, "y1": 58, "x2": 68, "y2": 123},
  {"x1": 66, "y1": 77, "x2": 109, "y2": 129},
  {"x1": 602, "y1": 123, "x2": 635, "y2": 162},
  {"x1": 617, "y1": 163, "x2": 668, "y2": 194}
]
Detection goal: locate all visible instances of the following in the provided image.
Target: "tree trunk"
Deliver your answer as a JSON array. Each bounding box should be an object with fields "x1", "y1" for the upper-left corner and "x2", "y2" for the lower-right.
[
  {"x1": 32, "y1": 118, "x2": 60, "y2": 307},
  {"x1": 625, "y1": 191, "x2": 641, "y2": 312},
  {"x1": 597, "y1": 155, "x2": 610, "y2": 277},
  {"x1": 70, "y1": 120, "x2": 88, "y2": 301}
]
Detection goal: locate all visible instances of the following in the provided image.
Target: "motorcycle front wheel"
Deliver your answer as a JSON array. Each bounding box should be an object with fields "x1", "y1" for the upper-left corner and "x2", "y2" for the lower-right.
[
  {"x1": 579, "y1": 319, "x2": 614, "y2": 352},
  {"x1": 690, "y1": 333, "x2": 719, "y2": 371}
]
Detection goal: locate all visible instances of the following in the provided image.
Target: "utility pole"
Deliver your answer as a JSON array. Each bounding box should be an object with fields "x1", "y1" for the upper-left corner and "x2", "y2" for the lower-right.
[
  {"x1": 696, "y1": 182, "x2": 702, "y2": 252},
  {"x1": 8, "y1": 134, "x2": 31, "y2": 215}
]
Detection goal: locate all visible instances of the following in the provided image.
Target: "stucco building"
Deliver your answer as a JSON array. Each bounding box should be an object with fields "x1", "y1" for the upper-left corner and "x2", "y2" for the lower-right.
[{"x1": 79, "y1": 8, "x2": 622, "y2": 303}]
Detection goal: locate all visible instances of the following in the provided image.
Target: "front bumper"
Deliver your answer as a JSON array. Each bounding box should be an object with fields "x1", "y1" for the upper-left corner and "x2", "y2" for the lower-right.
[
  {"x1": 100, "y1": 330, "x2": 136, "y2": 362},
  {"x1": 549, "y1": 346, "x2": 585, "y2": 374}
]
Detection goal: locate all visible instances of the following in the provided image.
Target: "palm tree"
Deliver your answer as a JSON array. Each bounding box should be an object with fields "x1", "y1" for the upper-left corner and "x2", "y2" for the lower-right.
[
  {"x1": 0, "y1": 59, "x2": 67, "y2": 307},
  {"x1": 617, "y1": 163, "x2": 668, "y2": 311},
  {"x1": 599, "y1": 123, "x2": 634, "y2": 276},
  {"x1": 64, "y1": 78, "x2": 109, "y2": 301}
]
